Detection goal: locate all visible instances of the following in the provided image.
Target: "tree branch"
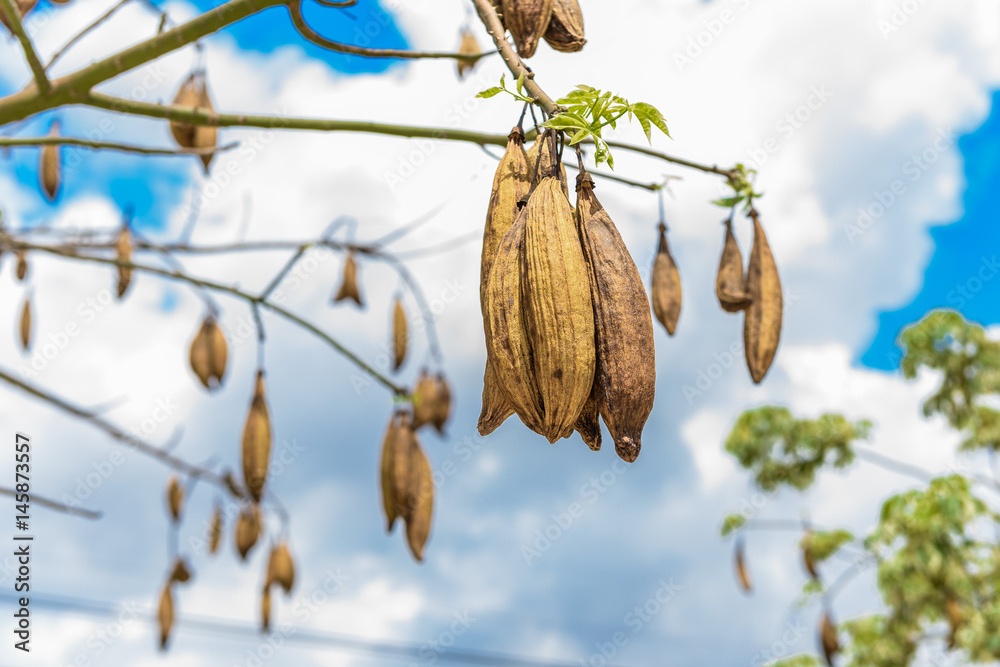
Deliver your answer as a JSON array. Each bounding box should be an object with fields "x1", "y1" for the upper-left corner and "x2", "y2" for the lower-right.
[
  {"x1": 0, "y1": 136, "x2": 239, "y2": 156},
  {"x1": 0, "y1": 486, "x2": 101, "y2": 519},
  {"x1": 0, "y1": 0, "x2": 50, "y2": 94},
  {"x1": 45, "y1": 0, "x2": 135, "y2": 73}
]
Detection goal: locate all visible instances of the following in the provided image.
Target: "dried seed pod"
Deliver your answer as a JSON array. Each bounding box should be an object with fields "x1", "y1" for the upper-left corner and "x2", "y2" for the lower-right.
[
  {"x1": 404, "y1": 437, "x2": 434, "y2": 562},
  {"x1": 651, "y1": 223, "x2": 681, "y2": 336},
  {"x1": 392, "y1": 296, "x2": 407, "y2": 372},
  {"x1": 522, "y1": 174, "x2": 595, "y2": 442},
  {"x1": 734, "y1": 541, "x2": 752, "y2": 593},
  {"x1": 114, "y1": 225, "x2": 134, "y2": 299},
  {"x1": 501, "y1": 0, "x2": 554, "y2": 58},
  {"x1": 169, "y1": 558, "x2": 192, "y2": 584},
  {"x1": 169, "y1": 72, "x2": 217, "y2": 174},
  {"x1": 946, "y1": 595, "x2": 961, "y2": 649},
  {"x1": 260, "y1": 585, "x2": 271, "y2": 634},
  {"x1": 479, "y1": 127, "x2": 529, "y2": 436},
  {"x1": 188, "y1": 315, "x2": 228, "y2": 390},
  {"x1": 412, "y1": 370, "x2": 451, "y2": 434},
  {"x1": 333, "y1": 252, "x2": 363, "y2": 307},
  {"x1": 715, "y1": 218, "x2": 752, "y2": 312},
  {"x1": 379, "y1": 411, "x2": 407, "y2": 532},
  {"x1": 573, "y1": 386, "x2": 601, "y2": 452},
  {"x1": 157, "y1": 582, "x2": 174, "y2": 651},
  {"x1": 576, "y1": 174, "x2": 655, "y2": 462},
  {"x1": 543, "y1": 0, "x2": 585, "y2": 52},
  {"x1": 266, "y1": 541, "x2": 296, "y2": 594},
  {"x1": 743, "y1": 210, "x2": 782, "y2": 384},
  {"x1": 456, "y1": 28, "x2": 480, "y2": 79},
  {"x1": 208, "y1": 504, "x2": 223, "y2": 555},
  {"x1": 241, "y1": 371, "x2": 272, "y2": 503},
  {"x1": 0, "y1": 0, "x2": 38, "y2": 35},
  {"x1": 485, "y1": 205, "x2": 544, "y2": 432},
  {"x1": 525, "y1": 137, "x2": 568, "y2": 197},
  {"x1": 803, "y1": 541, "x2": 819, "y2": 580},
  {"x1": 15, "y1": 250, "x2": 27, "y2": 282},
  {"x1": 235, "y1": 504, "x2": 262, "y2": 560},
  {"x1": 40, "y1": 120, "x2": 61, "y2": 202},
  {"x1": 166, "y1": 475, "x2": 183, "y2": 522},
  {"x1": 18, "y1": 296, "x2": 31, "y2": 352},
  {"x1": 819, "y1": 612, "x2": 839, "y2": 667},
  {"x1": 222, "y1": 470, "x2": 242, "y2": 498}
]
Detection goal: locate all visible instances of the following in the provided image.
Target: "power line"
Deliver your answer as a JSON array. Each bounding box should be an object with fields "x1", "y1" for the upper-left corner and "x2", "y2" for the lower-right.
[{"x1": 2, "y1": 592, "x2": 632, "y2": 667}]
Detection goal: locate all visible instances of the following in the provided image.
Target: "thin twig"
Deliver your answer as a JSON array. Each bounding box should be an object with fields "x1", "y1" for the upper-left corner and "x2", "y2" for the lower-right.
[
  {"x1": 45, "y1": 0, "x2": 134, "y2": 73},
  {"x1": 0, "y1": 0, "x2": 50, "y2": 93},
  {"x1": 0, "y1": 486, "x2": 101, "y2": 520},
  {"x1": 0, "y1": 136, "x2": 238, "y2": 157}
]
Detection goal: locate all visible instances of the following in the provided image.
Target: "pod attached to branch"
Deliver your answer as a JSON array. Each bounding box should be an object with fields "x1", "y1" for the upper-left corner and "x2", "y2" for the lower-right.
[
  {"x1": 543, "y1": 0, "x2": 585, "y2": 52},
  {"x1": 456, "y1": 28, "x2": 480, "y2": 79},
  {"x1": 157, "y1": 582, "x2": 174, "y2": 651},
  {"x1": 166, "y1": 475, "x2": 183, "y2": 522},
  {"x1": 743, "y1": 209, "x2": 782, "y2": 384},
  {"x1": 333, "y1": 252, "x2": 363, "y2": 307},
  {"x1": 392, "y1": 296, "x2": 407, "y2": 372},
  {"x1": 114, "y1": 225, "x2": 134, "y2": 299},
  {"x1": 651, "y1": 223, "x2": 681, "y2": 336},
  {"x1": 715, "y1": 217, "x2": 752, "y2": 312},
  {"x1": 169, "y1": 71, "x2": 218, "y2": 174},
  {"x1": 266, "y1": 541, "x2": 296, "y2": 594},
  {"x1": 189, "y1": 314, "x2": 228, "y2": 390},
  {"x1": 235, "y1": 504, "x2": 262, "y2": 560},
  {"x1": 500, "y1": 0, "x2": 554, "y2": 58},
  {"x1": 240, "y1": 371, "x2": 272, "y2": 503},
  {"x1": 40, "y1": 120, "x2": 61, "y2": 202}
]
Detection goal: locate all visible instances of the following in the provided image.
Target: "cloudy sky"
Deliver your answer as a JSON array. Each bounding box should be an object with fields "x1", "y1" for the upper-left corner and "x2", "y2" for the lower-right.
[{"x1": 1, "y1": 0, "x2": 999, "y2": 665}]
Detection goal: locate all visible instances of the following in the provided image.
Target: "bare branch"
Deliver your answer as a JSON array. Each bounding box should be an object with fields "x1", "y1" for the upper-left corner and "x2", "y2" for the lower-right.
[
  {"x1": 0, "y1": 0, "x2": 50, "y2": 93},
  {"x1": 0, "y1": 136, "x2": 239, "y2": 157},
  {"x1": 0, "y1": 486, "x2": 102, "y2": 519},
  {"x1": 45, "y1": 0, "x2": 134, "y2": 73}
]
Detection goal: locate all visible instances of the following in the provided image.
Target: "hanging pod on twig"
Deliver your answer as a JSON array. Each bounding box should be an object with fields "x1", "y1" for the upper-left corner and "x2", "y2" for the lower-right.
[
  {"x1": 405, "y1": 436, "x2": 434, "y2": 562},
  {"x1": 412, "y1": 370, "x2": 452, "y2": 435},
  {"x1": 715, "y1": 217, "x2": 752, "y2": 313},
  {"x1": 743, "y1": 208, "x2": 782, "y2": 383},
  {"x1": 456, "y1": 28, "x2": 480, "y2": 79},
  {"x1": 525, "y1": 137, "x2": 569, "y2": 197},
  {"x1": 260, "y1": 585, "x2": 271, "y2": 634},
  {"x1": 40, "y1": 120, "x2": 61, "y2": 202},
  {"x1": 576, "y1": 173, "x2": 655, "y2": 462},
  {"x1": 379, "y1": 410, "x2": 412, "y2": 533},
  {"x1": 169, "y1": 558, "x2": 192, "y2": 584},
  {"x1": 208, "y1": 504, "x2": 223, "y2": 555},
  {"x1": 157, "y1": 582, "x2": 174, "y2": 651},
  {"x1": 189, "y1": 314, "x2": 228, "y2": 390},
  {"x1": 169, "y1": 71, "x2": 218, "y2": 174},
  {"x1": 15, "y1": 250, "x2": 28, "y2": 282},
  {"x1": 479, "y1": 127, "x2": 529, "y2": 436},
  {"x1": 819, "y1": 612, "x2": 840, "y2": 667},
  {"x1": 392, "y1": 296, "x2": 407, "y2": 372},
  {"x1": 18, "y1": 295, "x2": 32, "y2": 352},
  {"x1": 500, "y1": 0, "x2": 554, "y2": 58},
  {"x1": 543, "y1": 0, "x2": 585, "y2": 52},
  {"x1": 734, "y1": 540, "x2": 752, "y2": 593},
  {"x1": 333, "y1": 252, "x2": 363, "y2": 307},
  {"x1": 651, "y1": 222, "x2": 682, "y2": 336},
  {"x1": 378, "y1": 410, "x2": 434, "y2": 561},
  {"x1": 235, "y1": 503, "x2": 262, "y2": 560},
  {"x1": 0, "y1": 0, "x2": 38, "y2": 35},
  {"x1": 241, "y1": 371, "x2": 272, "y2": 503},
  {"x1": 166, "y1": 475, "x2": 183, "y2": 522},
  {"x1": 114, "y1": 225, "x2": 134, "y2": 299},
  {"x1": 802, "y1": 533, "x2": 819, "y2": 580},
  {"x1": 266, "y1": 541, "x2": 296, "y2": 594},
  {"x1": 946, "y1": 595, "x2": 962, "y2": 649}
]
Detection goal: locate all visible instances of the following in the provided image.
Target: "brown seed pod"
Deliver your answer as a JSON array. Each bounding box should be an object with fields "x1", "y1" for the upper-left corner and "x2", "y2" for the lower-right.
[
  {"x1": 260, "y1": 585, "x2": 271, "y2": 634},
  {"x1": 379, "y1": 411, "x2": 407, "y2": 532},
  {"x1": 456, "y1": 28, "x2": 480, "y2": 79},
  {"x1": 15, "y1": 250, "x2": 28, "y2": 282},
  {"x1": 819, "y1": 612, "x2": 840, "y2": 667},
  {"x1": 525, "y1": 137, "x2": 569, "y2": 197},
  {"x1": 157, "y1": 582, "x2": 174, "y2": 651},
  {"x1": 208, "y1": 504, "x2": 223, "y2": 555},
  {"x1": 479, "y1": 127, "x2": 529, "y2": 436},
  {"x1": 241, "y1": 371, "x2": 272, "y2": 503},
  {"x1": 169, "y1": 72, "x2": 217, "y2": 174},
  {"x1": 413, "y1": 370, "x2": 451, "y2": 434},
  {"x1": 40, "y1": 120, "x2": 61, "y2": 202},
  {"x1": 266, "y1": 541, "x2": 296, "y2": 595},
  {"x1": 188, "y1": 315, "x2": 228, "y2": 390},
  {"x1": 0, "y1": 0, "x2": 38, "y2": 35},
  {"x1": 485, "y1": 205, "x2": 544, "y2": 432},
  {"x1": 651, "y1": 223, "x2": 682, "y2": 336},
  {"x1": 946, "y1": 595, "x2": 962, "y2": 649},
  {"x1": 501, "y1": 0, "x2": 554, "y2": 58},
  {"x1": 166, "y1": 475, "x2": 183, "y2": 522},
  {"x1": 392, "y1": 297, "x2": 407, "y2": 372},
  {"x1": 404, "y1": 437, "x2": 434, "y2": 562},
  {"x1": 576, "y1": 174, "x2": 655, "y2": 463},
  {"x1": 169, "y1": 558, "x2": 192, "y2": 584},
  {"x1": 522, "y1": 174, "x2": 595, "y2": 442},
  {"x1": 543, "y1": 0, "x2": 585, "y2": 52},
  {"x1": 734, "y1": 541, "x2": 752, "y2": 593},
  {"x1": 18, "y1": 296, "x2": 31, "y2": 352},
  {"x1": 114, "y1": 225, "x2": 134, "y2": 299},
  {"x1": 222, "y1": 470, "x2": 243, "y2": 498},
  {"x1": 715, "y1": 218, "x2": 752, "y2": 313},
  {"x1": 333, "y1": 252, "x2": 363, "y2": 307},
  {"x1": 573, "y1": 386, "x2": 601, "y2": 452},
  {"x1": 743, "y1": 209, "x2": 782, "y2": 384},
  {"x1": 803, "y1": 541, "x2": 819, "y2": 580},
  {"x1": 235, "y1": 504, "x2": 262, "y2": 560}
]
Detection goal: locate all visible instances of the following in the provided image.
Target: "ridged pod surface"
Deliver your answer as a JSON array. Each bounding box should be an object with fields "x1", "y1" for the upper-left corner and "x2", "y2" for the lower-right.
[
  {"x1": 40, "y1": 121, "x2": 61, "y2": 202},
  {"x1": 114, "y1": 226, "x2": 134, "y2": 298},
  {"x1": 413, "y1": 370, "x2": 451, "y2": 434},
  {"x1": 743, "y1": 211, "x2": 782, "y2": 383},
  {"x1": 379, "y1": 411, "x2": 407, "y2": 532},
  {"x1": 392, "y1": 296, "x2": 407, "y2": 372},
  {"x1": 334, "y1": 252, "x2": 363, "y2": 306},
  {"x1": 479, "y1": 128, "x2": 528, "y2": 436},
  {"x1": 525, "y1": 138, "x2": 569, "y2": 197},
  {"x1": 522, "y1": 175, "x2": 595, "y2": 442},
  {"x1": 189, "y1": 315, "x2": 228, "y2": 390},
  {"x1": 241, "y1": 371, "x2": 272, "y2": 502},
  {"x1": 651, "y1": 223, "x2": 681, "y2": 336},
  {"x1": 543, "y1": 0, "x2": 585, "y2": 52},
  {"x1": 576, "y1": 175, "x2": 654, "y2": 462},
  {"x1": 169, "y1": 72, "x2": 217, "y2": 174},
  {"x1": 715, "y1": 218, "x2": 752, "y2": 312},
  {"x1": 500, "y1": 0, "x2": 554, "y2": 58},
  {"x1": 405, "y1": 437, "x2": 433, "y2": 562}
]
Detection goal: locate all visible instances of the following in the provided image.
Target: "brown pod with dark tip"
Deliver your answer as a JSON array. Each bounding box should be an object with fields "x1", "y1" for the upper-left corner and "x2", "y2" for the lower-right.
[
  {"x1": 241, "y1": 371, "x2": 272, "y2": 503},
  {"x1": 379, "y1": 411, "x2": 407, "y2": 533},
  {"x1": 819, "y1": 612, "x2": 839, "y2": 667},
  {"x1": 573, "y1": 386, "x2": 601, "y2": 452},
  {"x1": 715, "y1": 218, "x2": 752, "y2": 312},
  {"x1": 413, "y1": 371, "x2": 452, "y2": 435},
  {"x1": 166, "y1": 475, "x2": 183, "y2": 522},
  {"x1": 15, "y1": 251, "x2": 27, "y2": 282},
  {"x1": 169, "y1": 558, "x2": 192, "y2": 584},
  {"x1": 114, "y1": 225, "x2": 134, "y2": 299},
  {"x1": 576, "y1": 174, "x2": 655, "y2": 462},
  {"x1": 500, "y1": 0, "x2": 554, "y2": 58},
  {"x1": 543, "y1": 0, "x2": 585, "y2": 52},
  {"x1": 208, "y1": 504, "x2": 223, "y2": 555},
  {"x1": 392, "y1": 297, "x2": 407, "y2": 372},
  {"x1": 18, "y1": 296, "x2": 31, "y2": 352},
  {"x1": 946, "y1": 595, "x2": 961, "y2": 649},
  {"x1": 456, "y1": 29, "x2": 480, "y2": 79},
  {"x1": 169, "y1": 72, "x2": 218, "y2": 174},
  {"x1": 40, "y1": 120, "x2": 61, "y2": 202},
  {"x1": 651, "y1": 223, "x2": 681, "y2": 336},
  {"x1": 333, "y1": 252, "x2": 363, "y2": 307},
  {"x1": 260, "y1": 586, "x2": 271, "y2": 634},
  {"x1": 743, "y1": 210, "x2": 782, "y2": 383},
  {"x1": 157, "y1": 582, "x2": 174, "y2": 651},
  {"x1": 189, "y1": 315, "x2": 228, "y2": 390},
  {"x1": 235, "y1": 504, "x2": 262, "y2": 560},
  {"x1": 404, "y1": 437, "x2": 434, "y2": 562},
  {"x1": 266, "y1": 541, "x2": 296, "y2": 594},
  {"x1": 734, "y1": 541, "x2": 752, "y2": 593}
]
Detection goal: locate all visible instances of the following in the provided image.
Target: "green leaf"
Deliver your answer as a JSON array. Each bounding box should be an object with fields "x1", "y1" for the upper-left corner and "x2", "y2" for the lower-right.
[
  {"x1": 720, "y1": 514, "x2": 747, "y2": 537},
  {"x1": 712, "y1": 195, "x2": 745, "y2": 208},
  {"x1": 476, "y1": 87, "x2": 503, "y2": 99},
  {"x1": 516, "y1": 72, "x2": 525, "y2": 96}
]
